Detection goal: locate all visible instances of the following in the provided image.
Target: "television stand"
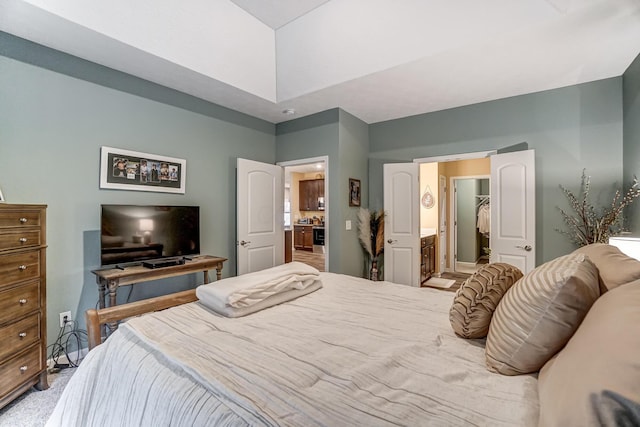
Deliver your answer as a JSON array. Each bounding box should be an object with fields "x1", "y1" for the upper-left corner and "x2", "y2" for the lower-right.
[{"x1": 92, "y1": 255, "x2": 227, "y2": 335}]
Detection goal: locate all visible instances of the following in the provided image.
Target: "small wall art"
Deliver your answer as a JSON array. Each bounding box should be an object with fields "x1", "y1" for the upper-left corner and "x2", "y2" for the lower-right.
[
  {"x1": 349, "y1": 178, "x2": 361, "y2": 207},
  {"x1": 99, "y1": 146, "x2": 186, "y2": 194}
]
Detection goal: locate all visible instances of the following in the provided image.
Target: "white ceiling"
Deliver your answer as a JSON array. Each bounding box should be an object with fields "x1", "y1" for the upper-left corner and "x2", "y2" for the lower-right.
[{"x1": 2, "y1": 0, "x2": 639, "y2": 124}]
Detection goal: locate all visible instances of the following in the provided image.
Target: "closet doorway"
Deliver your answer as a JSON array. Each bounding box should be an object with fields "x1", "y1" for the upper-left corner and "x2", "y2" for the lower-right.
[{"x1": 452, "y1": 176, "x2": 490, "y2": 274}]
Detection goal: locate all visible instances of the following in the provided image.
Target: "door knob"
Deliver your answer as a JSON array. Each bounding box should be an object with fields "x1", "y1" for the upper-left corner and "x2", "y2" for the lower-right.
[
  {"x1": 387, "y1": 239, "x2": 397, "y2": 244},
  {"x1": 239, "y1": 240, "x2": 251, "y2": 246},
  {"x1": 516, "y1": 245, "x2": 532, "y2": 252}
]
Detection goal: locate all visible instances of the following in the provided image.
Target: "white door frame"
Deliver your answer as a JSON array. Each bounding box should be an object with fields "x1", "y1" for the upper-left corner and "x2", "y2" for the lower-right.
[
  {"x1": 450, "y1": 174, "x2": 490, "y2": 274},
  {"x1": 278, "y1": 156, "x2": 329, "y2": 272},
  {"x1": 414, "y1": 152, "x2": 494, "y2": 273},
  {"x1": 438, "y1": 174, "x2": 447, "y2": 275}
]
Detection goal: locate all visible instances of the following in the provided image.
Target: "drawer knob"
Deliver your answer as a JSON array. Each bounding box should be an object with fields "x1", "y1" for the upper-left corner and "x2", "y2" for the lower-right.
[
  {"x1": 19, "y1": 217, "x2": 28, "y2": 223},
  {"x1": 19, "y1": 298, "x2": 27, "y2": 305},
  {"x1": 19, "y1": 237, "x2": 28, "y2": 243},
  {"x1": 19, "y1": 365, "x2": 28, "y2": 373},
  {"x1": 18, "y1": 265, "x2": 27, "y2": 271},
  {"x1": 19, "y1": 332, "x2": 27, "y2": 338}
]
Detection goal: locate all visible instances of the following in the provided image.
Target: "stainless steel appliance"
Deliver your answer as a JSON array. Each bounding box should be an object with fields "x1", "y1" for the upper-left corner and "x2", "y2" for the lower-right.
[{"x1": 312, "y1": 226, "x2": 325, "y2": 253}]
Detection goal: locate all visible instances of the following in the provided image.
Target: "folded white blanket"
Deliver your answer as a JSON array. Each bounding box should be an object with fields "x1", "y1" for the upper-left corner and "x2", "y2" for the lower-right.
[{"x1": 196, "y1": 262, "x2": 322, "y2": 317}]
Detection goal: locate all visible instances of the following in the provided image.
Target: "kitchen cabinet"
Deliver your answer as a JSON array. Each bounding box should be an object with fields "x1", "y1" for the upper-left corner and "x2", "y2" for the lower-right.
[
  {"x1": 299, "y1": 179, "x2": 324, "y2": 211},
  {"x1": 420, "y1": 235, "x2": 436, "y2": 283},
  {"x1": 293, "y1": 225, "x2": 313, "y2": 251},
  {"x1": 285, "y1": 230, "x2": 292, "y2": 262}
]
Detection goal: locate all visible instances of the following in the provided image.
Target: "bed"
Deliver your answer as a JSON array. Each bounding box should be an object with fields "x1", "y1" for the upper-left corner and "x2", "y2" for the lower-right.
[
  {"x1": 46, "y1": 244, "x2": 640, "y2": 427},
  {"x1": 46, "y1": 272, "x2": 538, "y2": 427}
]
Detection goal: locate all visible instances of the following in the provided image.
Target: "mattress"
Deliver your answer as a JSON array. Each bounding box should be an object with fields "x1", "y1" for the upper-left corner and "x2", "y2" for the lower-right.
[{"x1": 47, "y1": 272, "x2": 539, "y2": 426}]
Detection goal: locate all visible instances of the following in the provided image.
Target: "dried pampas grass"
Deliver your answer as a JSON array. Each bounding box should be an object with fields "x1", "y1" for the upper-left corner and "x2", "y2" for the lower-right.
[
  {"x1": 357, "y1": 207, "x2": 385, "y2": 258},
  {"x1": 357, "y1": 207, "x2": 372, "y2": 257}
]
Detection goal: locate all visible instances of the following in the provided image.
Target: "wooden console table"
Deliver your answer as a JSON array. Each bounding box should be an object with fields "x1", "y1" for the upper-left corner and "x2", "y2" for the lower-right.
[{"x1": 92, "y1": 255, "x2": 227, "y2": 333}]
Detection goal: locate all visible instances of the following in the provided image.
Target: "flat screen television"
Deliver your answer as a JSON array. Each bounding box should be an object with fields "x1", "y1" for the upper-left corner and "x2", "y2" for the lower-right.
[{"x1": 100, "y1": 205, "x2": 200, "y2": 266}]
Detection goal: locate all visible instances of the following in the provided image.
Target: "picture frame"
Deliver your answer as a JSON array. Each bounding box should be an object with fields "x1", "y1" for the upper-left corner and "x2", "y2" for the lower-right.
[
  {"x1": 349, "y1": 178, "x2": 361, "y2": 207},
  {"x1": 99, "y1": 146, "x2": 186, "y2": 194}
]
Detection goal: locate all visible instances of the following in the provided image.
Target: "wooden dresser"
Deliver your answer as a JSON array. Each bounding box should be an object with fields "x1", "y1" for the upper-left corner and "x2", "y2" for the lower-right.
[{"x1": 0, "y1": 204, "x2": 48, "y2": 409}]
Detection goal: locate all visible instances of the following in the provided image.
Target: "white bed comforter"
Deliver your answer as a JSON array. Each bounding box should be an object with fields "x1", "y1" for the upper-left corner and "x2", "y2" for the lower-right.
[{"x1": 47, "y1": 273, "x2": 539, "y2": 427}]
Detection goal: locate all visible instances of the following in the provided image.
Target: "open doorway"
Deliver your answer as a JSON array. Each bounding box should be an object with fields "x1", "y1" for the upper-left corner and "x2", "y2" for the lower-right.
[
  {"x1": 452, "y1": 176, "x2": 490, "y2": 274},
  {"x1": 419, "y1": 156, "x2": 491, "y2": 282},
  {"x1": 383, "y1": 149, "x2": 535, "y2": 288},
  {"x1": 279, "y1": 157, "x2": 329, "y2": 272}
]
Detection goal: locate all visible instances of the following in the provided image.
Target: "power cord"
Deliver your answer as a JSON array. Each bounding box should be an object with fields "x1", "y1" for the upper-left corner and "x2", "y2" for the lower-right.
[{"x1": 47, "y1": 316, "x2": 88, "y2": 373}]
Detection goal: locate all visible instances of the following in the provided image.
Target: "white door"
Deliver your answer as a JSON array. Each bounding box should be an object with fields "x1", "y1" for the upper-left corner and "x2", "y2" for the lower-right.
[
  {"x1": 383, "y1": 163, "x2": 420, "y2": 286},
  {"x1": 438, "y1": 175, "x2": 447, "y2": 273},
  {"x1": 490, "y1": 150, "x2": 536, "y2": 273},
  {"x1": 237, "y1": 158, "x2": 284, "y2": 275}
]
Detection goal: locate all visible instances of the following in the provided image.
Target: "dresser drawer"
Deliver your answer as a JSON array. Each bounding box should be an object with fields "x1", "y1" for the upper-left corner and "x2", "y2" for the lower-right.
[
  {"x1": 0, "y1": 251, "x2": 40, "y2": 289},
  {"x1": 0, "y1": 314, "x2": 40, "y2": 361},
  {"x1": 0, "y1": 281, "x2": 40, "y2": 325},
  {"x1": 0, "y1": 230, "x2": 41, "y2": 252},
  {"x1": 0, "y1": 345, "x2": 42, "y2": 400},
  {"x1": 0, "y1": 211, "x2": 41, "y2": 229}
]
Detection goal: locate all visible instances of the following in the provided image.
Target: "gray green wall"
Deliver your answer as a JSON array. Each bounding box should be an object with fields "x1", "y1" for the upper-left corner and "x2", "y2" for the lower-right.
[
  {"x1": 369, "y1": 78, "x2": 625, "y2": 264},
  {"x1": 338, "y1": 110, "x2": 370, "y2": 277},
  {"x1": 2, "y1": 30, "x2": 636, "y2": 349},
  {"x1": 455, "y1": 179, "x2": 477, "y2": 263},
  {"x1": 275, "y1": 109, "x2": 369, "y2": 276},
  {"x1": 623, "y1": 53, "x2": 640, "y2": 230},
  {"x1": 0, "y1": 33, "x2": 276, "y2": 347}
]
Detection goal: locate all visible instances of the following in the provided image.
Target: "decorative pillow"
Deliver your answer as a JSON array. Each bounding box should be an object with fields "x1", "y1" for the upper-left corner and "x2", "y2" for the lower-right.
[
  {"x1": 538, "y1": 279, "x2": 640, "y2": 426},
  {"x1": 573, "y1": 243, "x2": 640, "y2": 293},
  {"x1": 449, "y1": 263, "x2": 523, "y2": 339},
  {"x1": 485, "y1": 253, "x2": 599, "y2": 375}
]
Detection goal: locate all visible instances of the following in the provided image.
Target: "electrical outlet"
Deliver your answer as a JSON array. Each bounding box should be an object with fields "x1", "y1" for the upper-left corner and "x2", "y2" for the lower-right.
[
  {"x1": 345, "y1": 220, "x2": 352, "y2": 230},
  {"x1": 59, "y1": 311, "x2": 72, "y2": 328}
]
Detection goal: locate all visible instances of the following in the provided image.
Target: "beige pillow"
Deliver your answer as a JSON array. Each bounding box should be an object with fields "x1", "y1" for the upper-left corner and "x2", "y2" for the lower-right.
[
  {"x1": 538, "y1": 279, "x2": 640, "y2": 427},
  {"x1": 485, "y1": 253, "x2": 599, "y2": 375},
  {"x1": 574, "y1": 243, "x2": 640, "y2": 293},
  {"x1": 449, "y1": 263, "x2": 523, "y2": 339}
]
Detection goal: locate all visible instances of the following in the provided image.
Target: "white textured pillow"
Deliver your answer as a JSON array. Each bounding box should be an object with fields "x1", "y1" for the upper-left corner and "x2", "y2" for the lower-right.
[{"x1": 485, "y1": 253, "x2": 599, "y2": 375}]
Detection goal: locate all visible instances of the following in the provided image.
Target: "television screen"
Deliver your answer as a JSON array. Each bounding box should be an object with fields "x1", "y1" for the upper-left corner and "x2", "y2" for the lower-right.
[{"x1": 100, "y1": 205, "x2": 200, "y2": 266}]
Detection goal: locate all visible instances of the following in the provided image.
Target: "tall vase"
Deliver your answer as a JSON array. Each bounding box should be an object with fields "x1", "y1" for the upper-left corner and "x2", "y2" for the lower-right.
[{"x1": 370, "y1": 258, "x2": 378, "y2": 281}]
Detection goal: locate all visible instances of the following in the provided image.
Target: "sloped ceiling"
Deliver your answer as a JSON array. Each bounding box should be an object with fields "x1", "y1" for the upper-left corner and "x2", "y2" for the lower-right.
[{"x1": 2, "y1": 0, "x2": 639, "y2": 124}]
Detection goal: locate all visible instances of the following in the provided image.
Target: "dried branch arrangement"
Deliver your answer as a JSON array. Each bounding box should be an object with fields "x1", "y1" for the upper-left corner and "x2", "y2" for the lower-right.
[
  {"x1": 557, "y1": 170, "x2": 640, "y2": 247},
  {"x1": 357, "y1": 208, "x2": 385, "y2": 258}
]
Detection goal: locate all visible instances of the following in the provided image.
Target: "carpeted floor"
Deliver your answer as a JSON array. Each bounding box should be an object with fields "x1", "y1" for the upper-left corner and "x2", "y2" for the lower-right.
[{"x1": 0, "y1": 368, "x2": 75, "y2": 427}]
